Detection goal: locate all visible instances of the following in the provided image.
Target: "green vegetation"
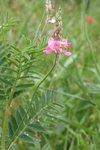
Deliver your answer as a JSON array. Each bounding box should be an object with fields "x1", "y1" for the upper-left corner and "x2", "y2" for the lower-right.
[{"x1": 0, "y1": 0, "x2": 100, "y2": 149}]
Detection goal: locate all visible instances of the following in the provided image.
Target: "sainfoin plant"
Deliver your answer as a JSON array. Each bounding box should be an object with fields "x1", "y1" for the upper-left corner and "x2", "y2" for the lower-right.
[
  {"x1": 0, "y1": 1, "x2": 72, "y2": 150},
  {"x1": 0, "y1": 0, "x2": 99, "y2": 150}
]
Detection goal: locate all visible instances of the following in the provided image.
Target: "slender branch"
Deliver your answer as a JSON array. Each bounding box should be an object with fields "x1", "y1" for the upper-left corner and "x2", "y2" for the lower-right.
[
  {"x1": 1, "y1": 108, "x2": 10, "y2": 150},
  {"x1": 31, "y1": 54, "x2": 58, "y2": 100}
]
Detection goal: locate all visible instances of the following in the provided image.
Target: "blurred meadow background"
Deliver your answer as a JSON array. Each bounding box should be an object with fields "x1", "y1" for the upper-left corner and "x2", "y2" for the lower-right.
[{"x1": 0, "y1": 0, "x2": 100, "y2": 150}]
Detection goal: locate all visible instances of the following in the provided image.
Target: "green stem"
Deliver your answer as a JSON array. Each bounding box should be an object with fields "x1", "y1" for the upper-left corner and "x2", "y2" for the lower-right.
[
  {"x1": 1, "y1": 108, "x2": 10, "y2": 150},
  {"x1": 1, "y1": 63, "x2": 21, "y2": 150},
  {"x1": 31, "y1": 54, "x2": 58, "y2": 100},
  {"x1": 1, "y1": 85, "x2": 18, "y2": 150}
]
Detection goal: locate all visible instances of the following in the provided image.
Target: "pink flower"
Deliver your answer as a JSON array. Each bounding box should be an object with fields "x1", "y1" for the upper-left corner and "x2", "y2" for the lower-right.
[{"x1": 43, "y1": 38, "x2": 72, "y2": 57}]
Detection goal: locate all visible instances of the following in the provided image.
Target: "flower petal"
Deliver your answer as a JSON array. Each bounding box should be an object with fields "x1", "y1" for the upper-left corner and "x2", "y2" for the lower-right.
[
  {"x1": 63, "y1": 51, "x2": 72, "y2": 57},
  {"x1": 60, "y1": 39, "x2": 72, "y2": 48},
  {"x1": 43, "y1": 48, "x2": 53, "y2": 55}
]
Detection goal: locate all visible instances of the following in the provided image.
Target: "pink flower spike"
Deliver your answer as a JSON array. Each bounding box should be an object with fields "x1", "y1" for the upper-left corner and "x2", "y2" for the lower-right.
[
  {"x1": 43, "y1": 38, "x2": 72, "y2": 57},
  {"x1": 63, "y1": 51, "x2": 72, "y2": 57}
]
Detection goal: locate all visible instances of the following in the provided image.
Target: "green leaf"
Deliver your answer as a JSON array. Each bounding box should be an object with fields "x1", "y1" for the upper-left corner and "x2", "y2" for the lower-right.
[
  {"x1": 28, "y1": 123, "x2": 46, "y2": 132},
  {"x1": 10, "y1": 115, "x2": 18, "y2": 131},
  {"x1": 0, "y1": 77, "x2": 13, "y2": 86},
  {"x1": 8, "y1": 122, "x2": 14, "y2": 137},
  {"x1": 0, "y1": 94, "x2": 6, "y2": 101},
  {"x1": 34, "y1": 95, "x2": 40, "y2": 112},
  {"x1": 16, "y1": 83, "x2": 34, "y2": 90},
  {"x1": 19, "y1": 132, "x2": 36, "y2": 144},
  {"x1": 11, "y1": 45, "x2": 21, "y2": 53}
]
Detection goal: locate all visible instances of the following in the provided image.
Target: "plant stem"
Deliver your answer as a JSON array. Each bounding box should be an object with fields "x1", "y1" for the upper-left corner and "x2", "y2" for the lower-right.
[
  {"x1": 1, "y1": 85, "x2": 17, "y2": 150},
  {"x1": 1, "y1": 108, "x2": 10, "y2": 150},
  {"x1": 1, "y1": 62, "x2": 21, "y2": 150},
  {"x1": 31, "y1": 54, "x2": 58, "y2": 100}
]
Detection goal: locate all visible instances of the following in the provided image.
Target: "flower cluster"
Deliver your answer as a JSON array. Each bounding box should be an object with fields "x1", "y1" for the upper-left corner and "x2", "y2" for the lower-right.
[
  {"x1": 43, "y1": 38, "x2": 72, "y2": 57},
  {"x1": 44, "y1": 3, "x2": 72, "y2": 58}
]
